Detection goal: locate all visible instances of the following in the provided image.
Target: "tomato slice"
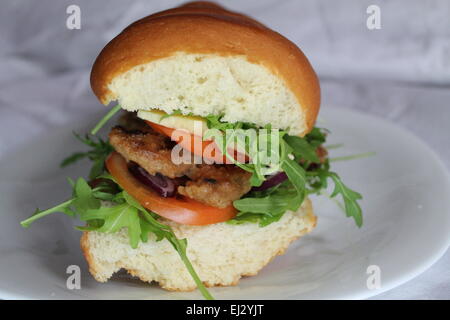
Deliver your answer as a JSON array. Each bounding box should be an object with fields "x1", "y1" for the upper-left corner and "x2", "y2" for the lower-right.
[
  {"x1": 105, "y1": 151, "x2": 237, "y2": 225},
  {"x1": 146, "y1": 121, "x2": 248, "y2": 163}
]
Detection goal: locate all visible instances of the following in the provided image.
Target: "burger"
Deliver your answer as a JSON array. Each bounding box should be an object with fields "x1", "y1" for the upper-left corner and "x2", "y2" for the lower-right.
[{"x1": 21, "y1": 1, "x2": 362, "y2": 299}]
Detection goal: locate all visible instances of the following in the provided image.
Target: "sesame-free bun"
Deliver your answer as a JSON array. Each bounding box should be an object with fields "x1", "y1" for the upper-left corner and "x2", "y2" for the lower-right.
[
  {"x1": 81, "y1": 198, "x2": 316, "y2": 291},
  {"x1": 90, "y1": 1, "x2": 320, "y2": 136}
]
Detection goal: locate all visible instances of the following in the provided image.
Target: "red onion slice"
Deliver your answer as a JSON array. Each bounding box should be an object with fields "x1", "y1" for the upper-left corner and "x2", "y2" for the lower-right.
[
  {"x1": 251, "y1": 172, "x2": 288, "y2": 191},
  {"x1": 128, "y1": 163, "x2": 176, "y2": 197}
]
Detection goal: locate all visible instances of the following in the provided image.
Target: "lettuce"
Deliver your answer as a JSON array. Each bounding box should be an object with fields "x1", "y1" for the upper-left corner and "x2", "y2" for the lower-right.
[
  {"x1": 21, "y1": 111, "x2": 214, "y2": 299},
  {"x1": 205, "y1": 115, "x2": 363, "y2": 228},
  {"x1": 20, "y1": 108, "x2": 365, "y2": 301},
  {"x1": 21, "y1": 175, "x2": 214, "y2": 300}
]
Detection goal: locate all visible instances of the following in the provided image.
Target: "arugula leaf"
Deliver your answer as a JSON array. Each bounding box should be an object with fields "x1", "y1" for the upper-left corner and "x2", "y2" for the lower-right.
[
  {"x1": 329, "y1": 152, "x2": 376, "y2": 162},
  {"x1": 60, "y1": 133, "x2": 113, "y2": 180},
  {"x1": 81, "y1": 202, "x2": 141, "y2": 248},
  {"x1": 24, "y1": 103, "x2": 364, "y2": 298},
  {"x1": 281, "y1": 158, "x2": 307, "y2": 208},
  {"x1": 21, "y1": 199, "x2": 75, "y2": 228},
  {"x1": 228, "y1": 211, "x2": 284, "y2": 227},
  {"x1": 231, "y1": 181, "x2": 299, "y2": 227},
  {"x1": 325, "y1": 143, "x2": 344, "y2": 150},
  {"x1": 20, "y1": 175, "x2": 214, "y2": 300},
  {"x1": 205, "y1": 114, "x2": 258, "y2": 131},
  {"x1": 218, "y1": 127, "x2": 309, "y2": 225},
  {"x1": 204, "y1": 120, "x2": 282, "y2": 187},
  {"x1": 327, "y1": 172, "x2": 363, "y2": 227},
  {"x1": 305, "y1": 127, "x2": 327, "y2": 148},
  {"x1": 158, "y1": 109, "x2": 196, "y2": 121},
  {"x1": 21, "y1": 178, "x2": 95, "y2": 228},
  {"x1": 96, "y1": 188, "x2": 214, "y2": 299},
  {"x1": 283, "y1": 135, "x2": 320, "y2": 163},
  {"x1": 205, "y1": 121, "x2": 341, "y2": 227},
  {"x1": 227, "y1": 126, "x2": 364, "y2": 228},
  {"x1": 234, "y1": 194, "x2": 296, "y2": 215},
  {"x1": 203, "y1": 126, "x2": 264, "y2": 186},
  {"x1": 90, "y1": 104, "x2": 121, "y2": 135},
  {"x1": 205, "y1": 114, "x2": 238, "y2": 131},
  {"x1": 73, "y1": 178, "x2": 101, "y2": 211},
  {"x1": 305, "y1": 160, "x2": 363, "y2": 227},
  {"x1": 139, "y1": 209, "x2": 213, "y2": 300},
  {"x1": 60, "y1": 152, "x2": 88, "y2": 167}
]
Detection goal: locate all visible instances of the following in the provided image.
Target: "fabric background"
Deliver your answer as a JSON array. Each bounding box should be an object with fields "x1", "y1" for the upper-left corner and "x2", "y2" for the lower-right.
[{"x1": 0, "y1": 0, "x2": 449, "y2": 299}]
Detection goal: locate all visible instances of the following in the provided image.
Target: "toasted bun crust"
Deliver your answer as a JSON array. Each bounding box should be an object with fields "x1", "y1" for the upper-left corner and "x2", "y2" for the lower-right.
[
  {"x1": 80, "y1": 198, "x2": 316, "y2": 291},
  {"x1": 90, "y1": 1, "x2": 320, "y2": 136}
]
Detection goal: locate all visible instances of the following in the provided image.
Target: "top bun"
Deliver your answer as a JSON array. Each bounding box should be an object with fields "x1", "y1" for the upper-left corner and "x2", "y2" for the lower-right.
[{"x1": 90, "y1": 1, "x2": 320, "y2": 136}]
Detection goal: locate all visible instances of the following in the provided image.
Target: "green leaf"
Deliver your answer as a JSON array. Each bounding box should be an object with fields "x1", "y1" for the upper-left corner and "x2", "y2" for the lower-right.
[
  {"x1": 139, "y1": 210, "x2": 213, "y2": 300},
  {"x1": 60, "y1": 133, "x2": 113, "y2": 179},
  {"x1": 60, "y1": 132, "x2": 114, "y2": 180},
  {"x1": 139, "y1": 218, "x2": 161, "y2": 242},
  {"x1": 231, "y1": 181, "x2": 299, "y2": 226},
  {"x1": 281, "y1": 158, "x2": 307, "y2": 208},
  {"x1": 228, "y1": 212, "x2": 284, "y2": 227},
  {"x1": 20, "y1": 177, "x2": 104, "y2": 228},
  {"x1": 159, "y1": 109, "x2": 190, "y2": 120},
  {"x1": 305, "y1": 163, "x2": 363, "y2": 227},
  {"x1": 85, "y1": 189, "x2": 214, "y2": 299},
  {"x1": 20, "y1": 199, "x2": 74, "y2": 228},
  {"x1": 234, "y1": 194, "x2": 297, "y2": 215},
  {"x1": 226, "y1": 213, "x2": 261, "y2": 225},
  {"x1": 305, "y1": 127, "x2": 327, "y2": 148},
  {"x1": 283, "y1": 135, "x2": 320, "y2": 163},
  {"x1": 23, "y1": 115, "x2": 366, "y2": 299},
  {"x1": 327, "y1": 172, "x2": 363, "y2": 227},
  {"x1": 72, "y1": 178, "x2": 101, "y2": 213},
  {"x1": 83, "y1": 203, "x2": 141, "y2": 248},
  {"x1": 20, "y1": 163, "x2": 213, "y2": 299},
  {"x1": 20, "y1": 177, "x2": 108, "y2": 228},
  {"x1": 204, "y1": 121, "x2": 363, "y2": 228},
  {"x1": 60, "y1": 152, "x2": 88, "y2": 167},
  {"x1": 328, "y1": 152, "x2": 376, "y2": 162},
  {"x1": 207, "y1": 124, "x2": 317, "y2": 225},
  {"x1": 89, "y1": 159, "x2": 105, "y2": 180},
  {"x1": 90, "y1": 104, "x2": 121, "y2": 135},
  {"x1": 205, "y1": 114, "x2": 238, "y2": 131},
  {"x1": 122, "y1": 191, "x2": 146, "y2": 210},
  {"x1": 325, "y1": 143, "x2": 344, "y2": 150},
  {"x1": 203, "y1": 123, "x2": 279, "y2": 187}
]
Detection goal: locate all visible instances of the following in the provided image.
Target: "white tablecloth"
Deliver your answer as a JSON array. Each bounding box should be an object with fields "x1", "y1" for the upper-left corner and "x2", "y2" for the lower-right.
[{"x1": 1, "y1": 0, "x2": 449, "y2": 299}]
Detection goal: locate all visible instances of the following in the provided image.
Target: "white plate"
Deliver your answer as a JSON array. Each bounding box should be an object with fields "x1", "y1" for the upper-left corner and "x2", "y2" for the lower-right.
[{"x1": 0, "y1": 107, "x2": 449, "y2": 300}]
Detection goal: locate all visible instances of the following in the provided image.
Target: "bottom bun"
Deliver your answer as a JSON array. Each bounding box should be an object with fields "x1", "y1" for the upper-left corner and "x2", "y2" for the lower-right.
[{"x1": 80, "y1": 198, "x2": 316, "y2": 291}]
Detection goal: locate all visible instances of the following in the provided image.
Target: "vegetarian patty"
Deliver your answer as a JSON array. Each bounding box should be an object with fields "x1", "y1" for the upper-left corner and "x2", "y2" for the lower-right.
[{"x1": 109, "y1": 113, "x2": 252, "y2": 208}]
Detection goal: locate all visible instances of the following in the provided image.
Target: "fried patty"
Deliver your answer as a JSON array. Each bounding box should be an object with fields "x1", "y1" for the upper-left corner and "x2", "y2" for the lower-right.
[
  {"x1": 177, "y1": 165, "x2": 252, "y2": 209},
  {"x1": 109, "y1": 113, "x2": 252, "y2": 208},
  {"x1": 109, "y1": 126, "x2": 195, "y2": 179}
]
